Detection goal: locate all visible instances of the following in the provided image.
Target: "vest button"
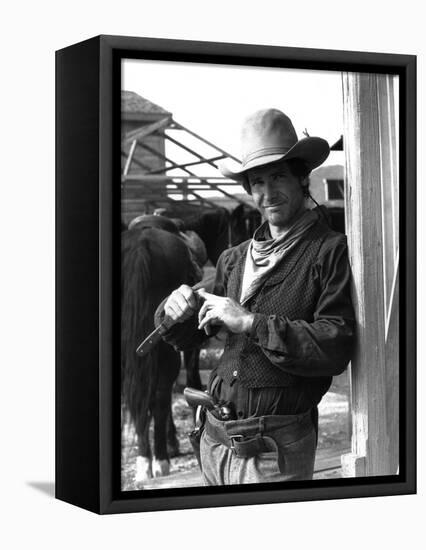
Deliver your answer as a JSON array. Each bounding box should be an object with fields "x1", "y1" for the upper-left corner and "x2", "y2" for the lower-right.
[{"x1": 232, "y1": 370, "x2": 238, "y2": 377}]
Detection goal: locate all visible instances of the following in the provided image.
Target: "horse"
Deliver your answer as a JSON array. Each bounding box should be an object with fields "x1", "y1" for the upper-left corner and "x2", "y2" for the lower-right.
[
  {"x1": 125, "y1": 214, "x2": 207, "y2": 395},
  {"x1": 121, "y1": 226, "x2": 201, "y2": 483},
  {"x1": 121, "y1": 205, "x2": 261, "y2": 484},
  {"x1": 160, "y1": 203, "x2": 262, "y2": 262},
  {"x1": 138, "y1": 205, "x2": 231, "y2": 266},
  {"x1": 182, "y1": 208, "x2": 231, "y2": 265},
  {"x1": 229, "y1": 203, "x2": 262, "y2": 245}
]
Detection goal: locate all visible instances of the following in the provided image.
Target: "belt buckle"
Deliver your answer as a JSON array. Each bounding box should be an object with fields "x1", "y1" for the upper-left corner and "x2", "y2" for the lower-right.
[{"x1": 230, "y1": 434, "x2": 244, "y2": 452}]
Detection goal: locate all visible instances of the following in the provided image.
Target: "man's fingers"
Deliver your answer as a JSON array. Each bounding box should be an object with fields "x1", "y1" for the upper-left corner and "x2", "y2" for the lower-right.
[
  {"x1": 197, "y1": 288, "x2": 218, "y2": 303},
  {"x1": 170, "y1": 294, "x2": 189, "y2": 315},
  {"x1": 179, "y1": 285, "x2": 198, "y2": 310},
  {"x1": 164, "y1": 288, "x2": 197, "y2": 322},
  {"x1": 164, "y1": 287, "x2": 225, "y2": 329},
  {"x1": 164, "y1": 305, "x2": 179, "y2": 322},
  {"x1": 198, "y1": 311, "x2": 222, "y2": 331},
  {"x1": 198, "y1": 301, "x2": 212, "y2": 324},
  {"x1": 164, "y1": 302, "x2": 189, "y2": 322}
]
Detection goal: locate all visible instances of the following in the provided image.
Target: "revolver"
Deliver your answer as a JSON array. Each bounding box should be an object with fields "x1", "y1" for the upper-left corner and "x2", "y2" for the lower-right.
[{"x1": 183, "y1": 387, "x2": 236, "y2": 421}]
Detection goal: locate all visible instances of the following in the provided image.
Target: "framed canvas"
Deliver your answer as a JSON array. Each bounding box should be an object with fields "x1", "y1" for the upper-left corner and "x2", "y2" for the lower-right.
[{"x1": 56, "y1": 35, "x2": 416, "y2": 514}]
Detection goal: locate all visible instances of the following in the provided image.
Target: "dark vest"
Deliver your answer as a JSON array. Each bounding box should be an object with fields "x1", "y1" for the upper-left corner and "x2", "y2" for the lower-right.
[{"x1": 217, "y1": 221, "x2": 330, "y2": 388}]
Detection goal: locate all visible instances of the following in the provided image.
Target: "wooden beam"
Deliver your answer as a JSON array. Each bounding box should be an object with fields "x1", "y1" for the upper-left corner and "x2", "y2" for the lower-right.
[
  {"x1": 122, "y1": 117, "x2": 171, "y2": 144},
  {"x1": 122, "y1": 176, "x2": 249, "y2": 206},
  {"x1": 124, "y1": 184, "x2": 212, "y2": 192},
  {"x1": 181, "y1": 191, "x2": 216, "y2": 208},
  {"x1": 161, "y1": 131, "x2": 227, "y2": 171},
  {"x1": 121, "y1": 196, "x2": 213, "y2": 209},
  {"x1": 385, "y1": 259, "x2": 399, "y2": 474},
  {"x1": 148, "y1": 155, "x2": 225, "y2": 174},
  {"x1": 203, "y1": 181, "x2": 249, "y2": 205},
  {"x1": 377, "y1": 75, "x2": 399, "y2": 313},
  {"x1": 172, "y1": 120, "x2": 241, "y2": 163},
  {"x1": 121, "y1": 150, "x2": 151, "y2": 172},
  {"x1": 341, "y1": 72, "x2": 398, "y2": 477},
  {"x1": 162, "y1": 132, "x2": 217, "y2": 162},
  {"x1": 122, "y1": 139, "x2": 137, "y2": 176},
  {"x1": 123, "y1": 175, "x2": 244, "y2": 185},
  {"x1": 137, "y1": 142, "x2": 197, "y2": 176}
]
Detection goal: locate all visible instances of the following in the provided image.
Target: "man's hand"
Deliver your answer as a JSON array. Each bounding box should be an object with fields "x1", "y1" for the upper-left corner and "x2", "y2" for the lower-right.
[
  {"x1": 164, "y1": 284, "x2": 198, "y2": 323},
  {"x1": 197, "y1": 289, "x2": 254, "y2": 334}
]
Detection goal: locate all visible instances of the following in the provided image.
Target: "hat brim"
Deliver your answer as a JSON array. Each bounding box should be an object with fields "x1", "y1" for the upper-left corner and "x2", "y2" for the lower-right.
[{"x1": 219, "y1": 137, "x2": 330, "y2": 181}]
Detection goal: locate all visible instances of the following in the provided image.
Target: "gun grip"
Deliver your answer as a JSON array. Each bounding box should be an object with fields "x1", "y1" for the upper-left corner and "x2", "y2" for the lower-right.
[{"x1": 183, "y1": 387, "x2": 215, "y2": 410}]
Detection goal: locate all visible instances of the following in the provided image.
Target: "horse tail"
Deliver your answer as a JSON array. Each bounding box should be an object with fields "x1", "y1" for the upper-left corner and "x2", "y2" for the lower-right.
[{"x1": 121, "y1": 230, "x2": 157, "y2": 436}]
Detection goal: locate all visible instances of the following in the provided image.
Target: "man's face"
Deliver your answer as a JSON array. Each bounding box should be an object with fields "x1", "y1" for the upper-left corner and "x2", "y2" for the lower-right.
[{"x1": 247, "y1": 160, "x2": 306, "y2": 233}]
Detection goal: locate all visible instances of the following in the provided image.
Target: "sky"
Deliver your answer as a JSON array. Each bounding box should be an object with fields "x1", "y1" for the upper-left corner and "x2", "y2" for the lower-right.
[{"x1": 122, "y1": 58, "x2": 345, "y2": 170}]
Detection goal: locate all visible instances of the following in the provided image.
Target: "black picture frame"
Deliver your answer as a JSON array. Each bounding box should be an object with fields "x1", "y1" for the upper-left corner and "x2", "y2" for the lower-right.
[{"x1": 55, "y1": 35, "x2": 416, "y2": 514}]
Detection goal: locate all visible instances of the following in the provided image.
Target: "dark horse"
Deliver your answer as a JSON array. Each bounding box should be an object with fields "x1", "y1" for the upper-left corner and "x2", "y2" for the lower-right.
[
  {"x1": 121, "y1": 206, "x2": 261, "y2": 483},
  {"x1": 145, "y1": 204, "x2": 231, "y2": 265},
  {"x1": 156, "y1": 204, "x2": 262, "y2": 264},
  {"x1": 183, "y1": 207, "x2": 231, "y2": 265},
  {"x1": 121, "y1": 226, "x2": 200, "y2": 482}
]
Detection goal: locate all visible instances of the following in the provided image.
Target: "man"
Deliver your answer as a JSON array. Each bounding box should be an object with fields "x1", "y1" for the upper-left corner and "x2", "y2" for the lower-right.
[{"x1": 157, "y1": 108, "x2": 355, "y2": 485}]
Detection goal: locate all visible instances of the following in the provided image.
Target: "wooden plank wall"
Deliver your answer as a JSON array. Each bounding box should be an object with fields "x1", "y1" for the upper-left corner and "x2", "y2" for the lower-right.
[
  {"x1": 378, "y1": 76, "x2": 399, "y2": 475},
  {"x1": 341, "y1": 73, "x2": 399, "y2": 477}
]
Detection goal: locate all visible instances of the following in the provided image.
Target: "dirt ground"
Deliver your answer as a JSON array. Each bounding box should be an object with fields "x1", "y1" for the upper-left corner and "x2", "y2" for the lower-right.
[{"x1": 121, "y1": 347, "x2": 350, "y2": 491}]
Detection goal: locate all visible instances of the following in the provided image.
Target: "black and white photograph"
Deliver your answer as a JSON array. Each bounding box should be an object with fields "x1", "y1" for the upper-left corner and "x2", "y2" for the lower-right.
[
  {"x1": 2, "y1": 0, "x2": 423, "y2": 544},
  {"x1": 119, "y1": 58, "x2": 400, "y2": 491}
]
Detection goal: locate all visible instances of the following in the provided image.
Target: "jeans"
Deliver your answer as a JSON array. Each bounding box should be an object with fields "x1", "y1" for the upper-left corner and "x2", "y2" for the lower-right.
[{"x1": 200, "y1": 410, "x2": 317, "y2": 485}]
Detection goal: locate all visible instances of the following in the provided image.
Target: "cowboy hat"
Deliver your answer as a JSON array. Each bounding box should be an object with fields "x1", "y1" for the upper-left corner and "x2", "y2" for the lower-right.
[{"x1": 219, "y1": 108, "x2": 330, "y2": 182}]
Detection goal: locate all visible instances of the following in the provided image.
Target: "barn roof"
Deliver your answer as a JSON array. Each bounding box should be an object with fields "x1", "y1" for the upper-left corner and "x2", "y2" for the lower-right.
[
  {"x1": 122, "y1": 91, "x2": 171, "y2": 115},
  {"x1": 121, "y1": 92, "x2": 249, "y2": 210}
]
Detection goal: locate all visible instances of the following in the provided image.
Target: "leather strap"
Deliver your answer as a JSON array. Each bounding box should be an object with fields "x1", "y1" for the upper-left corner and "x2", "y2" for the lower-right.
[
  {"x1": 205, "y1": 410, "x2": 312, "y2": 458},
  {"x1": 205, "y1": 420, "x2": 275, "y2": 457}
]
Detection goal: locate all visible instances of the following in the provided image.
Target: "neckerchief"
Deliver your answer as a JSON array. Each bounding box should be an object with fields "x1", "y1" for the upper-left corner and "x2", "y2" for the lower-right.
[{"x1": 239, "y1": 208, "x2": 319, "y2": 305}]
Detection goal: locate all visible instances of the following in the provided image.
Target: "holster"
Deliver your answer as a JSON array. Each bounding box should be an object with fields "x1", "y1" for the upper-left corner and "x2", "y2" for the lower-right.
[
  {"x1": 188, "y1": 406, "x2": 206, "y2": 468},
  {"x1": 204, "y1": 409, "x2": 313, "y2": 459}
]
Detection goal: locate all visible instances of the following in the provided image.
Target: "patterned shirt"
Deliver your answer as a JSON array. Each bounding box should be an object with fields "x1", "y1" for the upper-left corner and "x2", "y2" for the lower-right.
[{"x1": 156, "y1": 212, "x2": 355, "y2": 418}]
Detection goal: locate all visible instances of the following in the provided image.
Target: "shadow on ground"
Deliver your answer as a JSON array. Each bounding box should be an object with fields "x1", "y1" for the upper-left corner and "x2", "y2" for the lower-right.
[{"x1": 27, "y1": 481, "x2": 55, "y2": 498}]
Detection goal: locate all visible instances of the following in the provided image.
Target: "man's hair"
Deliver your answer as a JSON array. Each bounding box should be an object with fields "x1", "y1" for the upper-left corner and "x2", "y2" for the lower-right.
[
  {"x1": 242, "y1": 158, "x2": 311, "y2": 195},
  {"x1": 286, "y1": 158, "x2": 311, "y2": 179}
]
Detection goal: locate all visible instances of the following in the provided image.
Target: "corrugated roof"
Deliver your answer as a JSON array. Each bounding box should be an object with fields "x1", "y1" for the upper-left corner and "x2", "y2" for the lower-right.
[{"x1": 121, "y1": 90, "x2": 171, "y2": 115}]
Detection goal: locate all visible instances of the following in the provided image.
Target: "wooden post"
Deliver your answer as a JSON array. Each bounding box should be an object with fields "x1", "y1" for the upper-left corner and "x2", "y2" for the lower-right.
[
  {"x1": 122, "y1": 139, "x2": 137, "y2": 176},
  {"x1": 341, "y1": 72, "x2": 399, "y2": 477}
]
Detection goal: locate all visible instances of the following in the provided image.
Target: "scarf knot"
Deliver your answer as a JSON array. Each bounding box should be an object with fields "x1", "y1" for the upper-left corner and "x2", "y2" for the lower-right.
[{"x1": 240, "y1": 209, "x2": 319, "y2": 305}]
